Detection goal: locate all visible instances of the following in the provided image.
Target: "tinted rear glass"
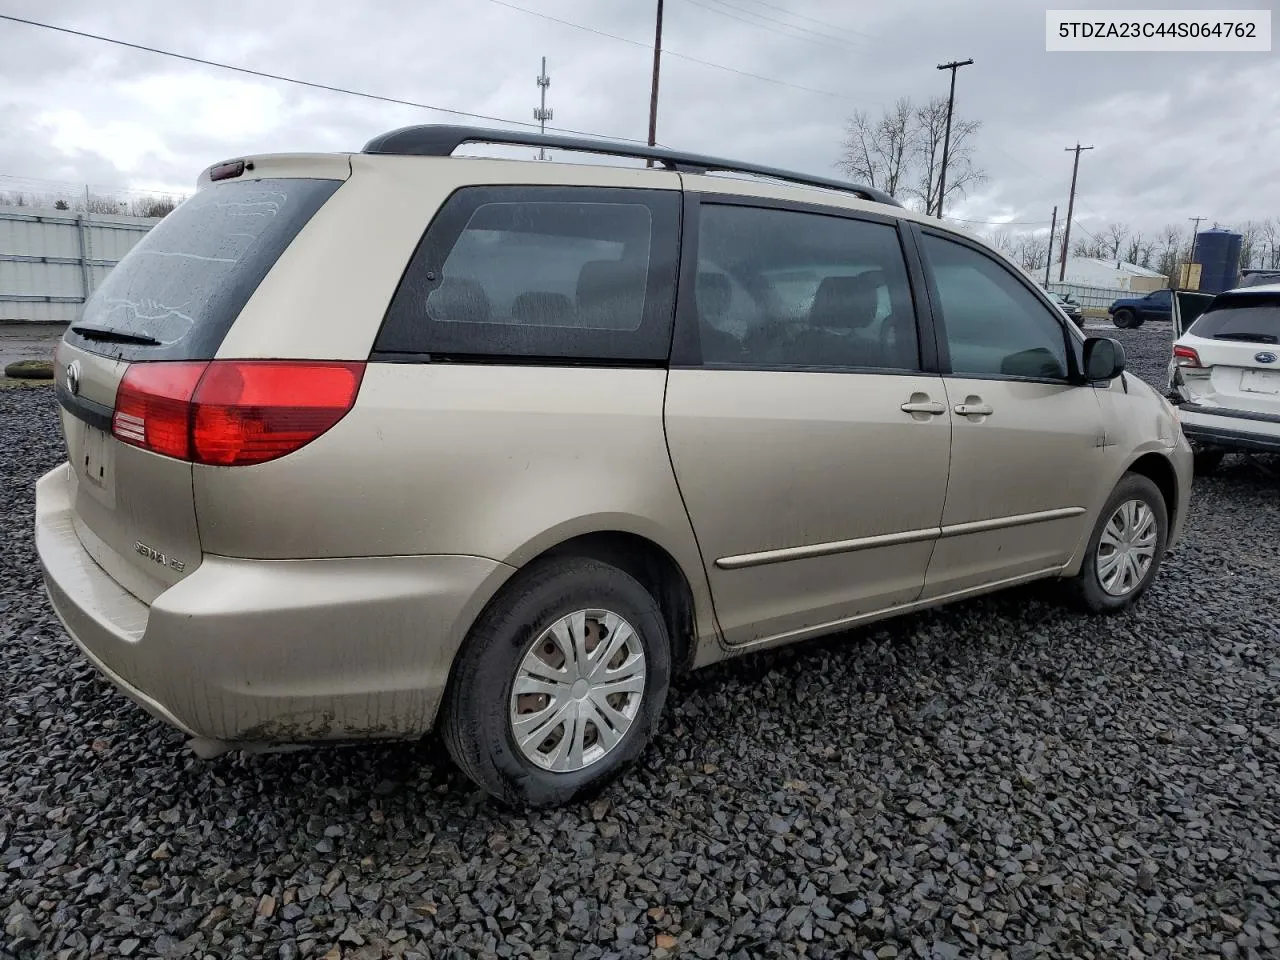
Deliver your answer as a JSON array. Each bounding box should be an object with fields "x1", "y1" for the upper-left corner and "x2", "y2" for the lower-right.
[
  {"x1": 65, "y1": 177, "x2": 341, "y2": 361},
  {"x1": 376, "y1": 185, "x2": 681, "y2": 363},
  {"x1": 1189, "y1": 295, "x2": 1280, "y2": 344},
  {"x1": 1239, "y1": 272, "x2": 1280, "y2": 288}
]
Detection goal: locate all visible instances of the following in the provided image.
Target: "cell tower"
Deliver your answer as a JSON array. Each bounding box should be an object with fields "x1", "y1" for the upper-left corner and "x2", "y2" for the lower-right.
[{"x1": 534, "y1": 56, "x2": 553, "y2": 161}]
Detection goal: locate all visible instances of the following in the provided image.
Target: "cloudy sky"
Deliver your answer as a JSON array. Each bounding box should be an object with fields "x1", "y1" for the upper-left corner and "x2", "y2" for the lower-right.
[{"x1": 0, "y1": 0, "x2": 1276, "y2": 242}]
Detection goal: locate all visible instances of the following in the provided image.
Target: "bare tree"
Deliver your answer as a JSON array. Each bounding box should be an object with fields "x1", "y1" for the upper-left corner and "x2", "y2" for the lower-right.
[
  {"x1": 130, "y1": 196, "x2": 179, "y2": 219},
  {"x1": 1072, "y1": 235, "x2": 1105, "y2": 259},
  {"x1": 911, "y1": 96, "x2": 985, "y2": 215},
  {"x1": 1122, "y1": 232, "x2": 1155, "y2": 268},
  {"x1": 1261, "y1": 218, "x2": 1280, "y2": 269},
  {"x1": 1155, "y1": 224, "x2": 1185, "y2": 281},
  {"x1": 1012, "y1": 234, "x2": 1050, "y2": 271},
  {"x1": 81, "y1": 193, "x2": 125, "y2": 215},
  {"x1": 987, "y1": 228, "x2": 1015, "y2": 255},
  {"x1": 839, "y1": 96, "x2": 985, "y2": 213},
  {"x1": 837, "y1": 97, "x2": 915, "y2": 197},
  {"x1": 1238, "y1": 219, "x2": 1268, "y2": 270},
  {"x1": 1103, "y1": 222, "x2": 1129, "y2": 260}
]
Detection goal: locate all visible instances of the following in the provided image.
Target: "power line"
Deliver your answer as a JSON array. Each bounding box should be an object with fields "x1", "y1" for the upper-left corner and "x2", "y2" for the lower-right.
[
  {"x1": 680, "y1": 0, "x2": 866, "y2": 52},
  {"x1": 0, "y1": 12, "x2": 653, "y2": 144},
  {"x1": 0, "y1": 172, "x2": 188, "y2": 198},
  {"x1": 485, "y1": 0, "x2": 863, "y2": 102},
  {"x1": 731, "y1": 0, "x2": 875, "y2": 40}
]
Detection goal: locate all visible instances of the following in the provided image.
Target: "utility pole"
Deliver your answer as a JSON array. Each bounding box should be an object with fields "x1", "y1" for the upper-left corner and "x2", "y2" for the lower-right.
[
  {"x1": 646, "y1": 0, "x2": 664, "y2": 167},
  {"x1": 1044, "y1": 205, "x2": 1058, "y2": 287},
  {"x1": 934, "y1": 58, "x2": 973, "y2": 218},
  {"x1": 1183, "y1": 216, "x2": 1205, "y2": 290},
  {"x1": 1058, "y1": 142, "x2": 1094, "y2": 282},
  {"x1": 533, "y1": 56, "x2": 553, "y2": 160}
]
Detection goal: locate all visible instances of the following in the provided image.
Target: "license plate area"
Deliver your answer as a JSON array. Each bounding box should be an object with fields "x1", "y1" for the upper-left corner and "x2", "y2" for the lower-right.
[
  {"x1": 1241, "y1": 369, "x2": 1280, "y2": 394},
  {"x1": 81, "y1": 426, "x2": 115, "y2": 491}
]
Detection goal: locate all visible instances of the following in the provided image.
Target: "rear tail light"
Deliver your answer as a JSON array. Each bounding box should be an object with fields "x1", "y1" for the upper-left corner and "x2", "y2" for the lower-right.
[
  {"x1": 112, "y1": 361, "x2": 365, "y2": 466},
  {"x1": 1172, "y1": 345, "x2": 1203, "y2": 368},
  {"x1": 113, "y1": 362, "x2": 208, "y2": 458}
]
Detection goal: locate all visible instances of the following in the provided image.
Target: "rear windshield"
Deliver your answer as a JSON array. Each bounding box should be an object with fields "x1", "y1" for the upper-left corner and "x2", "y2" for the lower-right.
[
  {"x1": 1189, "y1": 295, "x2": 1280, "y2": 344},
  {"x1": 65, "y1": 177, "x2": 341, "y2": 361}
]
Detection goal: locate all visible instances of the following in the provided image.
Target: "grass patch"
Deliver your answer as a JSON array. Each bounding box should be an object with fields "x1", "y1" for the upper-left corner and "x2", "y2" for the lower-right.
[
  {"x1": 4, "y1": 359, "x2": 55, "y2": 379},
  {"x1": 0, "y1": 376, "x2": 54, "y2": 390}
]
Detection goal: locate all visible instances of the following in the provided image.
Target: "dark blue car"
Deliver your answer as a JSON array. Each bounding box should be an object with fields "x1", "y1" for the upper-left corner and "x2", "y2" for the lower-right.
[{"x1": 1107, "y1": 288, "x2": 1172, "y2": 328}]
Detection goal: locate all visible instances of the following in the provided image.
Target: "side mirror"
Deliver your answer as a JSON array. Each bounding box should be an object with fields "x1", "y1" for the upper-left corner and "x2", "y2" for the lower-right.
[{"x1": 1083, "y1": 336, "x2": 1126, "y2": 381}]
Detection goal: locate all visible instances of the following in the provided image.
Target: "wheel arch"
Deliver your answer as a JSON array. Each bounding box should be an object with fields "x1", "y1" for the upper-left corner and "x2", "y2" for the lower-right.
[
  {"x1": 535, "y1": 531, "x2": 702, "y2": 675},
  {"x1": 456, "y1": 518, "x2": 715, "y2": 684},
  {"x1": 1126, "y1": 451, "x2": 1179, "y2": 533}
]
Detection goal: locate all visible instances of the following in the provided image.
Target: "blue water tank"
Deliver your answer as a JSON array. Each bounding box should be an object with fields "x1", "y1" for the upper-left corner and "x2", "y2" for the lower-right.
[{"x1": 1194, "y1": 228, "x2": 1242, "y2": 294}]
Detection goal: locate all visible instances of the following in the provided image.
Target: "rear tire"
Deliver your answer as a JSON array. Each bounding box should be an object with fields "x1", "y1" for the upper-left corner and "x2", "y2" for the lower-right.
[
  {"x1": 1113, "y1": 309, "x2": 1137, "y2": 329},
  {"x1": 442, "y1": 556, "x2": 671, "y2": 808},
  {"x1": 1067, "y1": 473, "x2": 1168, "y2": 614}
]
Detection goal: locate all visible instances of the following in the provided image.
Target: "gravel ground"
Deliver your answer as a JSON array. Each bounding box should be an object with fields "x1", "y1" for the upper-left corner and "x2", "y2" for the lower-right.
[{"x1": 3, "y1": 324, "x2": 1279, "y2": 960}]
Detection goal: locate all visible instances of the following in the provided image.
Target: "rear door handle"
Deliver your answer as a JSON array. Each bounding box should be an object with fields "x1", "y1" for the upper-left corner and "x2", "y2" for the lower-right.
[
  {"x1": 954, "y1": 402, "x2": 994, "y2": 417},
  {"x1": 900, "y1": 400, "x2": 946, "y2": 415}
]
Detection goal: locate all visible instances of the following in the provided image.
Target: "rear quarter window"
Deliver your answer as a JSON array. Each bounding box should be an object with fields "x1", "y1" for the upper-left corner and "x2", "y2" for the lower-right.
[
  {"x1": 374, "y1": 186, "x2": 681, "y2": 363},
  {"x1": 64, "y1": 177, "x2": 342, "y2": 362}
]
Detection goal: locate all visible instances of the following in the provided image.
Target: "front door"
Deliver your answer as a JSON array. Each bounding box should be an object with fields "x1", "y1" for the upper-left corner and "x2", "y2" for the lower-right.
[
  {"x1": 664, "y1": 198, "x2": 951, "y2": 648},
  {"x1": 914, "y1": 229, "x2": 1109, "y2": 598}
]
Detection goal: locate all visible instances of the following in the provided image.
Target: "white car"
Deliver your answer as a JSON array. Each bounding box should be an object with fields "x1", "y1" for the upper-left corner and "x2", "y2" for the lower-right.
[{"x1": 1169, "y1": 284, "x2": 1280, "y2": 472}]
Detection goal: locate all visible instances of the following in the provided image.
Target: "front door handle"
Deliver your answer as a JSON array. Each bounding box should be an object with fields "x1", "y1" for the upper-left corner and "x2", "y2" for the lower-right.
[
  {"x1": 954, "y1": 401, "x2": 994, "y2": 417},
  {"x1": 900, "y1": 400, "x2": 946, "y2": 415}
]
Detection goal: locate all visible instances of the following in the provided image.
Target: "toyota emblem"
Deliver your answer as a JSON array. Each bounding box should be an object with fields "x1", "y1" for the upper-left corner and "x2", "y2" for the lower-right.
[{"x1": 65, "y1": 360, "x2": 81, "y2": 396}]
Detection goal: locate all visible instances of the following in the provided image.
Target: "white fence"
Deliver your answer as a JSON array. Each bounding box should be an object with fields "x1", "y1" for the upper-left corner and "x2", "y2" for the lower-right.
[
  {"x1": 0, "y1": 208, "x2": 161, "y2": 323},
  {"x1": 1044, "y1": 281, "x2": 1139, "y2": 310}
]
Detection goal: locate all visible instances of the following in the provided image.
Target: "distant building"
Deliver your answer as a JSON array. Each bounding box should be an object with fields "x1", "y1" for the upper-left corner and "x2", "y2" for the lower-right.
[{"x1": 1060, "y1": 257, "x2": 1168, "y2": 292}]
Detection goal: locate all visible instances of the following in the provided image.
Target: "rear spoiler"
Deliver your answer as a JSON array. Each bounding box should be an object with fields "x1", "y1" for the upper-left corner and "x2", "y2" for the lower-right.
[{"x1": 195, "y1": 153, "x2": 352, "y2": 189}]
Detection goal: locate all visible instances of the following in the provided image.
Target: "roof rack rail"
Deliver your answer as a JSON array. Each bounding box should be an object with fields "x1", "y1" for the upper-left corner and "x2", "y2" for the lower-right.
[{"x1": 360, "y1": 124, "x2": 902, "y2": 208}]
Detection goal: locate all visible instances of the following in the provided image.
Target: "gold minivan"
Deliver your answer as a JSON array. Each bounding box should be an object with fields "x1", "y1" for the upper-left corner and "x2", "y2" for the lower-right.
[{"x1": 35, "y1": 126, "x2": 1192, "y2": 807}]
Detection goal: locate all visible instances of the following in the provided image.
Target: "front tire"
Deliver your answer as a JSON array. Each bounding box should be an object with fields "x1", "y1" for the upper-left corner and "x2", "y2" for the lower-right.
[
  {"x1": 1113, "y1": 309, "x2": 1137, "y2": 329},
  {"x1": 1068, "y1": 473, "x2": 1168, "y2": 613},
  {"x1": 442, "y1": 556, "x2": 671, "y2": 808}
]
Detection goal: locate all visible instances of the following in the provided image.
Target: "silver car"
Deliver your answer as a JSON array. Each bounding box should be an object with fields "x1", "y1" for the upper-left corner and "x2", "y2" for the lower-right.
[{"x1": 35, "y1": 126, "x2": 1193, "y2": 807}]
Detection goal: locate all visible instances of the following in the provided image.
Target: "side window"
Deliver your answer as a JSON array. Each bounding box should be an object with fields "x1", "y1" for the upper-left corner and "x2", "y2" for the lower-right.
[
  {"x1": 376, "y1": 186, "x2": 680, "y2": 362},
  {"x1": 693, "y1": 204, "x2": 921, "y2": 371},
  {"x1": 921, "y1": 233, "x2": 1070, "y2": 381}
]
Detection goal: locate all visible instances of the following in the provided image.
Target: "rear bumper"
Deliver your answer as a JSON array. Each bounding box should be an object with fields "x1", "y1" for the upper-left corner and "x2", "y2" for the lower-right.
[
  {"x1": 1178, "y1": 404, "x2": 1280, "y2": 454},
  {"x1": 35, "y1": 463, "x2": 514, "y2": 743}
]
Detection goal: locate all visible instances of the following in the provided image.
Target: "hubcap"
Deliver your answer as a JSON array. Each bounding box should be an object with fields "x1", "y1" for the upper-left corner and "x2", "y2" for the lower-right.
[
  {"x1": 509, "y1": 609, "x2": 646, "y2": 773},
  {"x1": 1096, "y1": 499, "x2": 1157, "y2": 597}
]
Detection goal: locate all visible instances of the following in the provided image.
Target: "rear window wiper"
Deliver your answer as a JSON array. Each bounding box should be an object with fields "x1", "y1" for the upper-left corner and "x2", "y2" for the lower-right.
[
  {"x1": 70, "y1": 324, "x2": 162, "y2": 346},
  {"x1": 1212, "y1": 332, "x2": 1279, "y2": 344}
]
